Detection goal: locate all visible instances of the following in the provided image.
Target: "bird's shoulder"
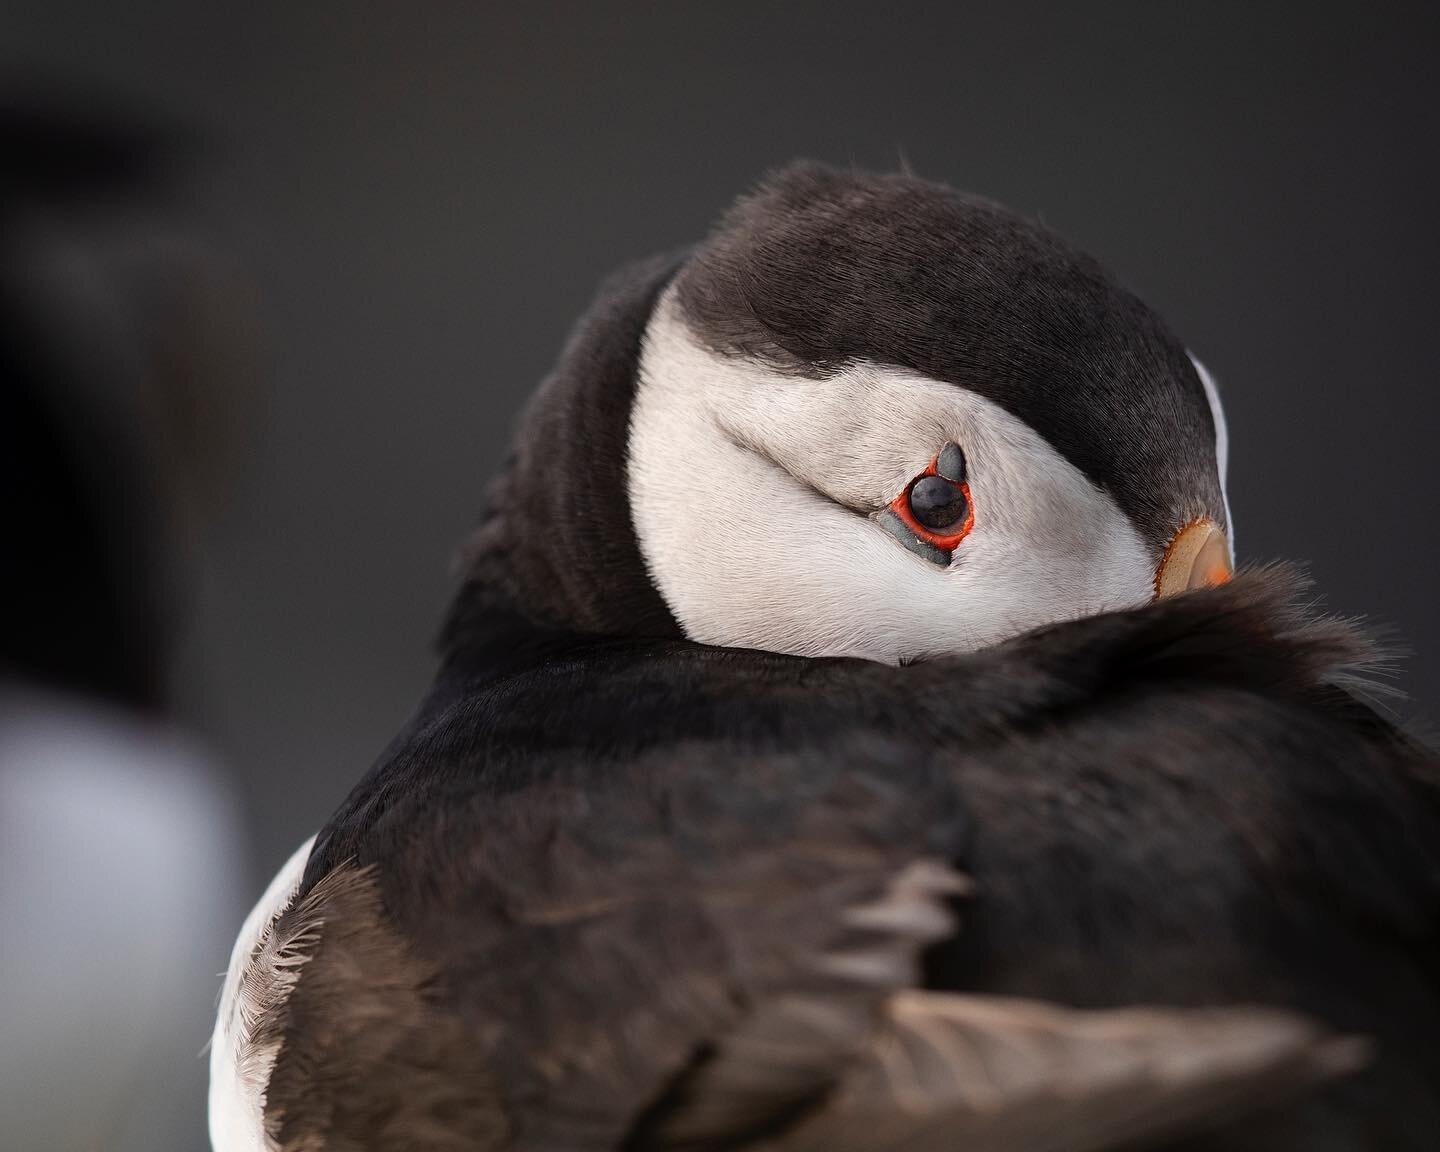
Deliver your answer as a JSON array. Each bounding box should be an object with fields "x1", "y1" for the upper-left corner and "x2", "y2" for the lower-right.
[{"x1": 246, "y1": 571, "x2": 1440, "y2": 1151}]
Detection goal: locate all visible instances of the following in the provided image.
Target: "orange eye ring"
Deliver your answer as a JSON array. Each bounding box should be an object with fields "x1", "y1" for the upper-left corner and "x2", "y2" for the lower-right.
[{"x1": 887, "y1": 459, "x2": 975, "y2": 553}]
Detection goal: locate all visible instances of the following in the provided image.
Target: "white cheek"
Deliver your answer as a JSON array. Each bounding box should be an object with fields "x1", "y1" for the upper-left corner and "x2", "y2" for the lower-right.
[{"x1": 629, "y1": 294, "x2": 1155, "y2": 661}]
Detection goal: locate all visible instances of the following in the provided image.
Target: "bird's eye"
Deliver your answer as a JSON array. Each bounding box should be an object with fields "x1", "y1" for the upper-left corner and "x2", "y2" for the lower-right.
[
  {"x1": 876, "y1": 443, "x2": 974, "y2": 565},
  {"x1": 907, "y1": 475, "x2": 967, "y2": 530}
]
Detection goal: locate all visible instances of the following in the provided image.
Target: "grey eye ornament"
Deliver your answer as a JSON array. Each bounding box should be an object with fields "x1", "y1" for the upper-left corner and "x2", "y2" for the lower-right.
[{"x1": 874, "y1": 442, "x2": 973, "y2": 566}]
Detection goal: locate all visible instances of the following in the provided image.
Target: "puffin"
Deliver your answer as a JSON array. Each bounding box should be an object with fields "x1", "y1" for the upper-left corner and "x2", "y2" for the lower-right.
[{"x1": 210, "y1": 162, "x2": 1440, "y2": 1152}]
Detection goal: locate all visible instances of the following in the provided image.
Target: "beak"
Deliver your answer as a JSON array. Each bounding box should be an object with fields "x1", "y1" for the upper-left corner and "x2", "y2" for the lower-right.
[{"x1": 1155, "y1": 517, "x2": 1232, "y2": 599}]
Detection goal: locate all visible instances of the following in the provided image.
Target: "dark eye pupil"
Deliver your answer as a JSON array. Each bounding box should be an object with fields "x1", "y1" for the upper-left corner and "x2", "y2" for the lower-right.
[{"x1": 907, "y1": 475, "x2": 967, "y2": 530}]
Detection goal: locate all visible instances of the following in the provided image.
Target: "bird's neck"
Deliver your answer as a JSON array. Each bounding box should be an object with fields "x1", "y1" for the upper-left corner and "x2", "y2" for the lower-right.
[{"x1": 438, "y1": 251, "x2": 686, "y2": 672}]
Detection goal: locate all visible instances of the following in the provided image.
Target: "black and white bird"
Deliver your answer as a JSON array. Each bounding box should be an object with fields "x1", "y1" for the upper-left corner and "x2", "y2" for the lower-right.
[{"x1": 210, "y1": 163, "x2": 1440, "y2": 1152}]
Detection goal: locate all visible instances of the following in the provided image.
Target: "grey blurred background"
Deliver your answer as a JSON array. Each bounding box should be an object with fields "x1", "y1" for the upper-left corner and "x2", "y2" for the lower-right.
[{"x1": 3, "y1": 2, "x2": 1438, "y2": 1147}]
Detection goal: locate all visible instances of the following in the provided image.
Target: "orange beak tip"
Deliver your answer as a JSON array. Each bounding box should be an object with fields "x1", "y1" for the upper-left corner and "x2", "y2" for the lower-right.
[{"x1": 1155, "y1": 518, "x2": 1233, "y2": 600}]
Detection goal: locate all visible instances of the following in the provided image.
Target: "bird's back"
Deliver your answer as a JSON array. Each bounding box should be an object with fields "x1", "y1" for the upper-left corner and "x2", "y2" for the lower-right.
[{"x1": 217, "y1": 571, "x2": 1440, "y2": 1151}]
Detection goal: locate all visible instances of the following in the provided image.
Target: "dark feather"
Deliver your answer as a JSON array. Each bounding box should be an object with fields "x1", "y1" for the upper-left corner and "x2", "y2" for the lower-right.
[
  {"x1": 673, "y1": 160, "x2": 1223, "y2": 548},
  {"x1": 242, "y1": 161, "x2": 1440, "y2": 1152},
  {"x1": 262, "y1": 568, "x2": 1440, "y2": 1150}
]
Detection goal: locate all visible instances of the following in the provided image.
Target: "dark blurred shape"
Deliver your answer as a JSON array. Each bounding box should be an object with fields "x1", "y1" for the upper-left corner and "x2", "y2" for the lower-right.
[
  {"x1": 0, "y1": 267, "x2": 171, "y2": 707},
  {"x1": 0, "y1": 92, "x2": 247, "y2": 1152},
  {"x1": 1, "y1": 100, "x2": 171, "y2": 707},
  {"x1": 1, "y1": 94, "x2": 247, "y2": 710},
  {"x1": 0, "y1": 94, "x2": 183, "y2": 202}
]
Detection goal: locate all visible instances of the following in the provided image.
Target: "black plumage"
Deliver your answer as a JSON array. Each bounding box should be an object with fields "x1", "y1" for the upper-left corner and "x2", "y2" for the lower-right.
[
  {"x1": 235, "y1": 165, "x2": 1440, "y2": 1152},
  {"x1": 267, "y1": 570, "x2": 1439, "y2": 1151},
  {"x1": 675, "y1": 161, "x2": 1224, "y2": 549}
]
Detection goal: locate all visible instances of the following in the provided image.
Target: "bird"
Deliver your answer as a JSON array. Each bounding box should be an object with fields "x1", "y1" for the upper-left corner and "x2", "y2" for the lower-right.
[{"x1": 209, "y1": 162, "x2": 1440, "y2": 1152}]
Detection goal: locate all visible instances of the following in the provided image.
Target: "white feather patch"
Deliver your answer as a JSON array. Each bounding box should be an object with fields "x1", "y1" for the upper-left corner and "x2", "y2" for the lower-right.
[
  {"x1": 1190, "y1": 353, "x2": 1236, "y2": 559},
  {"x1": 208, "y1": 836, "x2": 316, "y2": 1152},
  {"x1": 629, "y1": 290, "x2": 1156, "y2": 662}
]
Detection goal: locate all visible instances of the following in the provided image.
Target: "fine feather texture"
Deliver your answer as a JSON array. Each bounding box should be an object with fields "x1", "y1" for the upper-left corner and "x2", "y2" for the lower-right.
[
  {"x1": 210, "y1": 835, "x2": 315, "y2": 1152},
  {"x1": 751, "y1": 993, "x2": 1366, "y2": 1152},
  {"x1": 673, "y1": 161, "x2": 1224, "y2": 549},
  {"x1": 448, "y1": 163, "x2": 1227, "y2": 654},
  {"x1": 222, "y1": 163, "x2": 1440, "y2": 1152},
  {"x1": 626, "y1": 861, "x2": 973, "y2": 1150},
  {"x1": 260, "y1": 862, "x2": 509, "y2": 1152},
  {"x1": 444, "y1": 251, "x2": 684, "y2": 646},
  {"x1": 251, "y1": 567, "x2": 1440, "y2": 1151},
  {"x1": 627, "y1": 290, "x2": 1159, "y2": 661}
]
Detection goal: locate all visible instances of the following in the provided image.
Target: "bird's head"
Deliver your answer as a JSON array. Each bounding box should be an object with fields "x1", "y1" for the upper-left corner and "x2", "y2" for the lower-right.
[{"x1": 453, "y1": 162, "x2": 1233, "y2": 664}]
